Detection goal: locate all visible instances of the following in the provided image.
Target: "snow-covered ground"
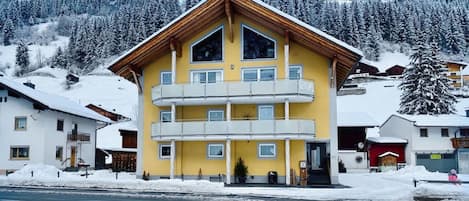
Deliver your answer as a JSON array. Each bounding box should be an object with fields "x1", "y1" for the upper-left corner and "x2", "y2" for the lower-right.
[{"x1": 0, "y1": 164, "x2": 467, "y2": 200}]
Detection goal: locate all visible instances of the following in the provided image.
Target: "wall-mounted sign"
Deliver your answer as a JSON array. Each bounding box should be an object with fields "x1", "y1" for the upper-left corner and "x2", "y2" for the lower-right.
[{"x1": 430, "y1": 154, "x2": 442, "y2": 160}]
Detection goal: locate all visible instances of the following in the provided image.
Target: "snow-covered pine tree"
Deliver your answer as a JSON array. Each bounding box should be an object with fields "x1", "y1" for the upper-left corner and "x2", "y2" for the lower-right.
[
  {"x1": 50, "y1": 47, "x2": 68, "y2": 69},
  {"x1": 3, "y1": 18, "x2": 15, "y2": 46},
  {"x1": 398, "y1": 34, "x2": 456, "y2": 115},
  {"x1": 184, "y1": 0, "x2": 201, "y2": 11},
  {"x1": 15, "y1": 41, "x2": 30, "y2": 77}
]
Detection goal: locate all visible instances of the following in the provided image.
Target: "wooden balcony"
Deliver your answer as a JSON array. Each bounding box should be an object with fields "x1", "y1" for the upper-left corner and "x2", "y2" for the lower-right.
[
  {"x1": 451, "y1": 137, "x2": 469, "y2": 148},
  {"x1": 67, "y1": 132, "x2": 91, "y2": 143}
]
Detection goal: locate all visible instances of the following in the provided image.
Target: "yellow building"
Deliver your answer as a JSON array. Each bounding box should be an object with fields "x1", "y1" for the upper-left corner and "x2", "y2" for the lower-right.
[
  {"x1": 108, "y1": 0, "x2": 361, "y2": 185},
  {"x1": 446, "y1": 61, "x2": 467, "y2": 88}
]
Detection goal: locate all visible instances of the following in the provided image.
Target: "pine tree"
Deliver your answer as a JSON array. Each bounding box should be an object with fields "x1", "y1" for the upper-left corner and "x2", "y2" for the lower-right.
[
  {"x1": 15, "y1": 41, "x2": 30, "y2": 76},
  {"x1": 50, "y1": 47, "x2": 68, "y2": 69},
  {"x1": 3, "y1": 18, "x2": 14, "y2": 46},
  {"x1": 398, "y1": 35, "x2": 456, "y2": 115}
]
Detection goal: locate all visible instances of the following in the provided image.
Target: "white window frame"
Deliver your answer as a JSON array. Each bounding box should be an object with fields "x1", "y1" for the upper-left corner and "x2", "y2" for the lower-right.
[
  {"x1": 190, "y1": 70, "x2": 224, "y2": 84},
  {"x1": 14, "y1": 116, "x2": 27, "y2": 131},
  {"x1": 190, "y1": 26, "x2": 224, "y2": 63},
  {"x1": 159, "y1": 144, "x2": 171, "y2": 160},
  {"x1": 258, "y1": 143, "x2": 276, "y2": 158},
  {"x1": 207, "y1": 144, "x2": 224, "y2": 159},
  {"x1": 289, "y1": 65, "x2": 303, "y2": 80},
  {"x1": 208, "y1": 110, "x2": 224, "y2": 121},
  {"x1": 257, "y1": 105, "x2": 274, "y2": 120},
  {"x1": 160, "y1": 71, "x2": 172, "y2": 85},
  {"x1": 160, "y1": 111, "x2": 172, "y2": 123},
  {"x1": 241, "y1": 24, "x2": 277, "y2": 61},
  {"x1": 241, "y1": 67, "x2": 276, "y2": 82},
  {"x1": 10, "y1": 146, "x2": 30, "y2": 160}
]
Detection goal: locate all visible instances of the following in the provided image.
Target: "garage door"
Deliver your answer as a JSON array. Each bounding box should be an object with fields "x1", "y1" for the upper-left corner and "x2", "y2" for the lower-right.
[
  {"x1": 416, "y1": 153, "x2": 457, "y2": 173},
  {"x1": 458, "y1": 152, "x2": 469, "y2": 174}
]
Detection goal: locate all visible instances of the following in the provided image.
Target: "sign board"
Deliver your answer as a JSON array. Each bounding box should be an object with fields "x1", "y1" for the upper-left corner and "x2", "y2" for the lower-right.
[
  {"x1": 430, "y1": 154, "x2": 442, "y2": 160},
  {"x1": 299, "y1": 160, "x2": 307, "y2": 169}
]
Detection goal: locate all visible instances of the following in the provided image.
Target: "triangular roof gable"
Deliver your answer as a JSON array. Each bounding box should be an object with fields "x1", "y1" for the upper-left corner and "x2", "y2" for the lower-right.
[{"x1": 108, "y1": 0, "x2": 362, "y2": 88}]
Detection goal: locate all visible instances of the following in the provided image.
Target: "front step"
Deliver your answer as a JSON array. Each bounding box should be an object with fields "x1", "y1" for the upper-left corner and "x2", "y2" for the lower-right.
[{"x1": 63, "y1": 167, "x2": 79, "y2": 172}]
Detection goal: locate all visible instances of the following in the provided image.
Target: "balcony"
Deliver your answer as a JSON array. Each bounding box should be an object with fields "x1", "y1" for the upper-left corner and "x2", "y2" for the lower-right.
[
  {"x1": 152, "y1": 79, "x2": 314, "y2": 106},
  {"x1": 151, "y1": 119, "x2": 315, "y2": 141},
  {"x1": 451, "y1": 137, "x2": 469, "y2": 149},
  {"x1": 67, "y1": 131, "x2": 91, "y2": 143}
]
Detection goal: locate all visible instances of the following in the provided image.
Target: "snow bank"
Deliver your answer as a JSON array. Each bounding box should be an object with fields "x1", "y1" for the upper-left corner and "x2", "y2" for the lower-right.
[{"x1": 9, "y1": 164, "x2": 63, "y2": 179}]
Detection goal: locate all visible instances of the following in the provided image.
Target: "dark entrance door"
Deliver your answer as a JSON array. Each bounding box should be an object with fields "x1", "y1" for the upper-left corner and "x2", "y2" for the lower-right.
[{"x1": 306, "y1": 143, "x2": 330, "y2": 184}]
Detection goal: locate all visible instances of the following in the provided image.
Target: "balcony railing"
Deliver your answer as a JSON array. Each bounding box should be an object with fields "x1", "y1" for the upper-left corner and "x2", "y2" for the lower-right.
[
  {"x1": 451, "y1": 137, "x2": 469, "y2": 148},
  {"x1": 151, "y1": 119, "x2": 315, "y2": 140},
  {"x1": 152, "y1": 79, "x2": 314, "y2": 106},
  {"x1": 67, "y1": 132, "x2": 91, "y2": 143}
]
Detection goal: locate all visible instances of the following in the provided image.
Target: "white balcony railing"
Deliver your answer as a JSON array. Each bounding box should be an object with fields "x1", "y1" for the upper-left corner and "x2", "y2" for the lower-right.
[
  {"x1": 152, "y1": 79, "x2": 314, "y2": 106},
  {"x1": 151, "y1": 119, "x2": 315, "y2": 140}
]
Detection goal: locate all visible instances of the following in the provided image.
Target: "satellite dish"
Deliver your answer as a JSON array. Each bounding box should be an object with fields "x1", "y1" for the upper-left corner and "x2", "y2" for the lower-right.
[{"x1": 357, "y1": 142, "x2": 365, "y2": 150}]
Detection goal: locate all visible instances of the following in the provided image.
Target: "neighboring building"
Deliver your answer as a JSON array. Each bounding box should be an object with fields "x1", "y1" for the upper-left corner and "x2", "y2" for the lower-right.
[
  {"x1": 367, "y1": 137, "x2": 407, "y2": 172},
  {"x1": 351, "y1": 61, "x2": 379, "y2": 76},
  {"x1": 385, "y1": 65, "x2": 406, "y2": 77},
  {"x1": 109, "y1": 129, "x2": 137, "y2": 172},
  {"x1": 86, "y1": 104, "x2": 131, "y2": 122},
  {"x1": 380, "y1": 114, "x2": 469, "y2": 173},
  {"x1": 0, "y1": 77, "x2": 110, "y2": 172},
  {"x1": 337, "y1": 112, "x2": 379, "y2": 171},
  {"x1": 108, "y1": 0, "x2": 362, "y2": 185},
  {"x1": 446, "y1": 61, "x2": 468, "y2": 88}
]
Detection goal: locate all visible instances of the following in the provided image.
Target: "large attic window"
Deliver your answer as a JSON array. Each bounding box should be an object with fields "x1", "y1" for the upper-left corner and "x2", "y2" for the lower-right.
[
  {"x1": 242, "y1": 25, "x2": 276, "y2": 60},
  {"x1": 191, "y1": 26, "x2": 223, "y2": 62}
]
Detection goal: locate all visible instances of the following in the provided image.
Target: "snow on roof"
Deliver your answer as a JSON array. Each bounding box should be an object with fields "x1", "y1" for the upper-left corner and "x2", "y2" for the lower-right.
[
  {"x1": 447, "y1": 60, "x2": 469, "y2": 66},
  {"x1": 367, "y1": 137, "x2": 407, "y2": 144},
  {"x1": 391, "y1": 114, "x2": 469, "y2": 127},
  {"x1": 105, "y1": 147, "x2": 137, "y2": 153},
  {"x1": 378, "y1": 151, "x2": 399, "y2": 158},
  {"x1": 358, "y1": 52, "x2": 410, "y2": 72},
  {"x1": 252, "y1": 0, "x2": 362, "y2": 56},
  {"x1": 97, "y1": 121, "x2": 137, "y2": 149},
  {"x1": 338, "y1": 112, "x2": 379, "y2": 127},
  {"x1": 0, "y1": 76, "x2": 111, "y2": 123}
]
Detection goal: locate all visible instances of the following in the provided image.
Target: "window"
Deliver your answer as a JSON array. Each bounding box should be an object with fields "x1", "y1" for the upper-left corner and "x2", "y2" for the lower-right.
[
  {"x1": 461, "y1": 128, "x2": 469, "y2": 137},
  {"x1": 258, "y1": 105, "x2": 274, "y2": 120},
  {"x1": 14, "y1": 117, "x2": 27, "y2": 130},
  {"x1": 10, "y1": 146, "x2": 29, "y2": 160},
  {"x1": 191, "y1": 26, "x2": 223, "y2": 62},
  {"x1": 420, "y1": 128, "x2": 428, "y2": 137},
  {"x1": 441, "y1": 128, "x2": 449, "y2": 137},
  {"x1": 207, "y1": 144, "x2": 224, "y2": 158},
  {"x1": 242, "y1": 68, "x2": 276, "y2": 82},
  {"x1": 160, "y1": 111, "x2": 172, "y2": 123},
  {"x1": 289, "y1": 65, "x2": 302, "y2": 80},
  {"x1": 208, "y1": 110, "x2": 224, "y2": 121},
  {"x1": 57, "y1": 119, "x2": 64, "y2": 131},
  {"x1": 191, "y1": 70, "x2": 223, "y2": 84},
  {"x1": 242, "y1": 25, "x2": 276, "y2": 60},
  {"x1": 159, "y1": 144, "x2": 171, "y2": 159},
  {"x1": 161, "y1": 72, "x2": 172, "y2": 85},
  {"x1": 258, "y1": 143, "x2": 276, "y2": 158},
  {"x1": 56, "y1": 146, "x2": 63, "y2": 161}
]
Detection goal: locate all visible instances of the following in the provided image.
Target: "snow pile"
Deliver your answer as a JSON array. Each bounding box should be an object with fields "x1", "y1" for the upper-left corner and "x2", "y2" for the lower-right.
[{"x1": 8, "y1": 164, "x2": 63, "y2": 179}]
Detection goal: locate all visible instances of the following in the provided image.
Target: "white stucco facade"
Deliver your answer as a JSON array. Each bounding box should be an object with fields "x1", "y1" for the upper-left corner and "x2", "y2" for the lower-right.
[
  {"x1": 380, "y1": 115, "x2": 464, "y2": 166},
  {"x1": 0, "y1": 89, "x2": 98, "y2": 171}
]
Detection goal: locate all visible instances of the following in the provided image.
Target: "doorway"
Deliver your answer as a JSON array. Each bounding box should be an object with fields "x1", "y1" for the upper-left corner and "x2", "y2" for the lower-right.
[
  {"x1": 71, "y1": 146, "x2": 77, "y2": 167},
  {"x1": 306, "y1": 142, "x2": 329, "y2": 184}
]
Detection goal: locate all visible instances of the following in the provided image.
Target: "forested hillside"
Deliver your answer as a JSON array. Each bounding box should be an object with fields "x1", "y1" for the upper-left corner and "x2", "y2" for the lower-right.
[{"x1": 1, "y1": 0, "x2": 468, "y2": 76}]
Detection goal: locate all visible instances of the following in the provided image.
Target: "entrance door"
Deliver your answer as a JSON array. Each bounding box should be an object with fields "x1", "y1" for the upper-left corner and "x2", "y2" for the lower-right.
[
  {"x1": 458, "y1": 152, "x2": 469, "y2": 174},
  {"x1": 71, "y1": 146, "x2": 76, "y2": 167},
  {"x1": 306, "y1": 143, "x2": 329, "y2": 184}
]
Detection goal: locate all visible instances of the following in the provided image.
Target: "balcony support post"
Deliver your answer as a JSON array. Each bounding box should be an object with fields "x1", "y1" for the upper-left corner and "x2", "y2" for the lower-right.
[
  {"x1": 285, "y1": 138, "x2": 291, "y2": 185},
  {"x1": 226, "y1": 139, "x2": 231, "y2": 184},
  {"x1": 170, "y1": 38, "x2": 177, "y2": 84},
  {"x1": 285, "y1": 99, "x2": 290, "y2": 120},
  {"x1": 284, "y1": 30, "x2": 290, "y2": 80},
  {"x1": 460, "y1": 66, "x2": 464, "y2": 92},
  {"x1": 226, "y1": 101, "x2": 231, "y2": 122},
  {"x1": 171, "y1": 103, "x2": 176, "y2": 123},
  {"x1": 170, "y1": 139, "x2": 176, "y2": 179}
]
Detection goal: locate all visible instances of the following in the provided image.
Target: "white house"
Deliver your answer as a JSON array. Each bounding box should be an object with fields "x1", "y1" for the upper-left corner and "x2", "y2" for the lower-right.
[
  {"x1": 0, "y1": 77, "x2": 110, "y2": 173},
  {"x1": 380, "y1": 114, "x2": 469, "y2": 173}
]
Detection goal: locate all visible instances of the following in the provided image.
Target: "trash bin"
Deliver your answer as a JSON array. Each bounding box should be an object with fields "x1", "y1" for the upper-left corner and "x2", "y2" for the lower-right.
[{"x1": 268, "y1": 171, "x2": 278, "y2": 184}]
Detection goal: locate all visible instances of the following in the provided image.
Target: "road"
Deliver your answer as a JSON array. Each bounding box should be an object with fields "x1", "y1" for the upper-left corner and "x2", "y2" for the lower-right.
[{"x1": 0, "y1": 187, "x2": 302, "y2": 201}]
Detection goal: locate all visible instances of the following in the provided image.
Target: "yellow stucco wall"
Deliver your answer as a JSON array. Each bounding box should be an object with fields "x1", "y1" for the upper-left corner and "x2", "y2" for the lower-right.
[{"x1": 142, "y1": 15, "x2": 331, "y2": 177}]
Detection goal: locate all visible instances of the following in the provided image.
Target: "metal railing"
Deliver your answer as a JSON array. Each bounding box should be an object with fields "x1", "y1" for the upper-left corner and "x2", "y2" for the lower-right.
[
  {"x1": 152, "y1": 79, "x2": 314, "y2": 103},
  {"x1": 67, "y1": 132, "x2": 91, "y2": 142},
  {"x1": 151, "y1": 119, "x2": 315, "y2": 139}
]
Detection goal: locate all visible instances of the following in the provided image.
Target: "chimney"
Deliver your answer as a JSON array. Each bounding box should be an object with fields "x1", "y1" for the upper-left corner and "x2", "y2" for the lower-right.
[{"x1": 23, "y1": 81, "x2": 35, "y2": 89}]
